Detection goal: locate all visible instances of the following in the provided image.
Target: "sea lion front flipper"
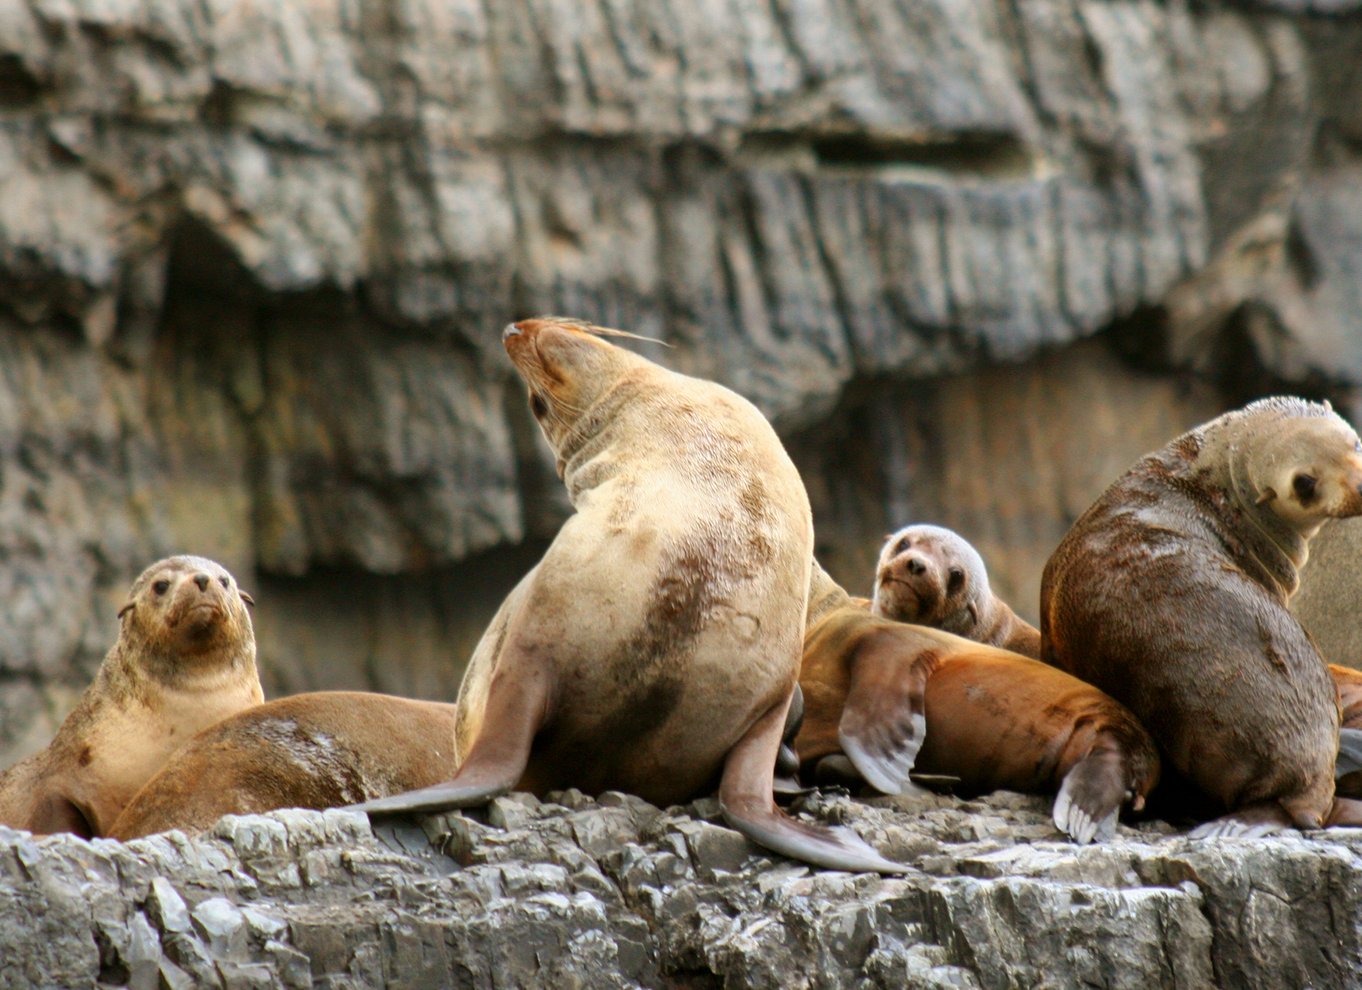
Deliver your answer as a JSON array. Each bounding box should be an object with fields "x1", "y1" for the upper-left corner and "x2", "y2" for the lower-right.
[
  {"x1": 350, "y1": 667, "x2": 546, "y2": 817},
  {"x1": 720, "y1": 688, "x2": 907, "y2": 874},
  {"x1": 836, "y1": 634, "x2": 936, "y2": 795},
  {"x1": 1052, "y1": 746, "x2": 1126, "y2": 844},
  {"x1": 1188, "y1": 802, "x2": 1293, "y2": 838}
]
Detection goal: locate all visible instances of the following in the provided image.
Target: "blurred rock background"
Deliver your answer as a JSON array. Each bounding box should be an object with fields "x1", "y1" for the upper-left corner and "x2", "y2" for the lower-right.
[{"x1": 1, "y1": 0, "x2": 1360, "y2": 763}]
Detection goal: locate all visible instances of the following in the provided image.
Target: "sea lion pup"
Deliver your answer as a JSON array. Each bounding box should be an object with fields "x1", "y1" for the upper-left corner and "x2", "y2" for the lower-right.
[
  {"x1": 0, "y1": 556, "x2": 260, "y2": 837},
  {"x1": 872, "y1": 523, "x2": 1041, "y2": 658},
  {"x1": 1041, "y1": 396, "x2": 1362, "y2": 837},
  {"x1": 108, "y1": 693, "x2": 458, "y2": 840},
  {"x1": 354, "y1": 317, "x2": 904, "y2": 873},
  {"x1": 797, "y1": 562, "x2": 1159, "y2": 843}
]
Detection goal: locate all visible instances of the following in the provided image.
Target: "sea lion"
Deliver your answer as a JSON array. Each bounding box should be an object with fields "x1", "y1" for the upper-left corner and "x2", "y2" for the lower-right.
[
  {"x1": 0, "y1": 556, "x2": 260, "y2": 837},
  {"x1": 1041, "y1": 396, "x2": 1362, "y2": 836},
  {"x1": 354, "y1": 317, "x2": 903, "y2": 873},
  {"x1": 797, "y1": 563, "x2": 1159, "y2": 843},
  {"x1": 872, "y1": 523, "x2": 1041, "y2": 658},
  {"x1": 108, "y1": 692, "x2": 458, "y2": 840}
]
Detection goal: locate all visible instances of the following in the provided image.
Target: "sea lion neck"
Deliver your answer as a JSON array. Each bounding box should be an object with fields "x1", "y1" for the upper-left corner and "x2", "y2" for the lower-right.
[
  {"x1": 1184, "y1": 422, "x2": 1307, "y2": 601},
  {"x1": 555, "y1": 373, "x2": 656, "y2": 503},
  {"x1": 113, "y1": 626, "x2": 258, "y2": 696}
]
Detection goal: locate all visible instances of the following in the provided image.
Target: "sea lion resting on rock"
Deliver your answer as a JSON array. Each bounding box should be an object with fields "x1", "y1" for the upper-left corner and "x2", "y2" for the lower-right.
[
  {"x1": 355, "y1": 317, "x2": 903, "y2": 873},
  {"x1": 796, "y1": 563, "x2": 1159, "y2": 843},
  {"x1": 872, "y1": 523, "x2": 1041, "y2": 658},
  {"x1": 108, "y1": 693, "x2": 458, "y2": 840},
  {"x1": 0, "y1": 556, "x2": 260, "y2": 837},
  {"x1": 1042, "y1": 396, "x2": 1362, "y2": 836}
]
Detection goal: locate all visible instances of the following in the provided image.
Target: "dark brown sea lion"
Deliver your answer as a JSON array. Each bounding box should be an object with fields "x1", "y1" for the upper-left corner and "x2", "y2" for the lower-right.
[
  {"x1": 0, "y1": 556, "x2": 260, "y2": 836},
  {"x1": 872, "y1": 523, "x2": 1041, "y2": 658},
  {"x1": 108, "y1": 692, "x2": 458, "y2": 840},
  {"x1": 1042, "y1": 396, "x2": 1362, "y2": 836},
  {"x1": 354, "y1": 317, "x2": 903, "y2": 873},
  {"x1": 798, "y1": 563, "x2": 1159, "y2": 843}
]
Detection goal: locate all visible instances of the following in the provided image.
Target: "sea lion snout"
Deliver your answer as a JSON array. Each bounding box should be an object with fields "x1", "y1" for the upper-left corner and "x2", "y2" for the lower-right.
[{"x1": 192, "y1": 572, "x2": 210, "y2": 591}]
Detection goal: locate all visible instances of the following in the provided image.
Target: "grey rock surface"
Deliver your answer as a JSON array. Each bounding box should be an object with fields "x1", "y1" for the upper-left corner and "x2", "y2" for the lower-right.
[{"x1": 4, "y1": 791, "x2": 1362, "y2": 989}]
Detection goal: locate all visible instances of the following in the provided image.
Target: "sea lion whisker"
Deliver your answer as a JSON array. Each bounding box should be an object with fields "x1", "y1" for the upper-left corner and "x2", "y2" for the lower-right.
[{"x1": 537, "y1": 316, "x2": 672, "y2": 348}]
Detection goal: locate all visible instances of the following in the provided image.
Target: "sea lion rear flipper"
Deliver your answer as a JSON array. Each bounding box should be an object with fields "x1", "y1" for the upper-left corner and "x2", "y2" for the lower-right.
[
  {"x1": 836, "y1": 635, "x2": 935, "y2": 795},
  {"x1": 1336, "y1": 728, "x2": 1362, "y2": 779},
  {"x1": 720, "y1": 688, "x2": 907, "y2": 874},
  {"x1": 1052, "y1": 747, "x2": 1126, "y2": 844},
  {"x1": 350, "y1": 668, "x2": 545, "y2": 817}
]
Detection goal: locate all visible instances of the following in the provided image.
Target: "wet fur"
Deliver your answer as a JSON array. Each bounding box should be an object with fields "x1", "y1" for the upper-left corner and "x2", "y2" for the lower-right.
[
  {"x1": 0, "y1": 556, "x2": 260, "y2": 836},
  {"x1": 109, "y1": 693, "x2": 458, "y2": 839},
  {"x1": 1042, "y1": 397, "x2": 1362, "y2": 829}
]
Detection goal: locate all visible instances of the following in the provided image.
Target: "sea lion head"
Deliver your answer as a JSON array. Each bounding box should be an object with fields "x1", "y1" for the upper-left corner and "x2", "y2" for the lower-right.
[
  {"x1": 502, "y1": 317, "x2": 659, "y2": 467},
  {"x1": 117, "y1": 555, "x2": 256, "y2": 670},
  {"x1": 1229, "y1": 397, "x2": 1362, "y2": 534},
  {"x1": 872, "y1": 524, "x2": 990, "y2": 634}
]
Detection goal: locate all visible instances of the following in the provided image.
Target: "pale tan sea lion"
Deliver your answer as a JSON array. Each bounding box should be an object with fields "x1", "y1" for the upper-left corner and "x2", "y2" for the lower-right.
[
  {"x1": 354, "y1": 317, "x2": 903, "y2": 873},
  {"x1": 108, "y1": 692, "x2": 458, "y2": 840},
  {"x1": 872, "y1": 523, "x2": 1041, "y2": 658},
  {"x1": 798, "y1": 563, "x2": 1158, "y2": 843},
  {"x1": 0, "y1": 556, "x2": 260, "y2": 836},
  {"x1": 1042, "y1": 396, "x2": 1362, "y2": 836}
]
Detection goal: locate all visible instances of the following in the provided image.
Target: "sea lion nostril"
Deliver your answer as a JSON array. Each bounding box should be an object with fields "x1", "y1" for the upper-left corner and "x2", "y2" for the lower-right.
[
  {"x1": 193, "y1": 574, "x2": 210, "y2": 591},
  {"x1": 907, "y1": 557, "x2": 927, "y2": 576}
]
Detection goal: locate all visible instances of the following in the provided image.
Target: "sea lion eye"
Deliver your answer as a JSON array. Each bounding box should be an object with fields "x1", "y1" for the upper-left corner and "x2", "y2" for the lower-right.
[
  {"x1": 152, "y1": 580, "x2": 170, "y2": 595},
  {"x1": 947, "y1": 568, "x2": 965, "y2": 594},
  {"x1": 1292, "y1": 474, "x2": 1317, "y2": 501},
  {"x1": 895, "y1": 537, "x2": 911, "y2": 553},
  {"x1": 219, "y1": 576, "x2": 230, "y2": 589},
  {"x1": 530, "y1": 393, "x2": 549, "y2": 418}
]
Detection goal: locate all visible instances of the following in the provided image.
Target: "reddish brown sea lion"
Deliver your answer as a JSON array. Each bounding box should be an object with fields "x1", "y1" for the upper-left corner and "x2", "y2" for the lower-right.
[
  {"x1": 108, "y1": 692, "x2": 458, "y2": 840},
  {"x1": 872, "y1": 523, "x2": 1041, "y2": 658},
  {"x1": 797, "y1": 563, "x2": 1159, "y2": 843},
  {"x1": 0, "y1": 556, "x2": 260, "y2": 836},
  {"x1": 354, "y1": 317, "x2": 904, "y2": 873},
  {"x1": 1042, "y1": 396, "x2": 1362, "y2": 836}
]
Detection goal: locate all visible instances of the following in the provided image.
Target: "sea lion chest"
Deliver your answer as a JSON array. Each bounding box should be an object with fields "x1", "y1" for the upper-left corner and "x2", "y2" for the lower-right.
[{"x1": 78, "y1": 677, "x2": 262, "y2": 831}]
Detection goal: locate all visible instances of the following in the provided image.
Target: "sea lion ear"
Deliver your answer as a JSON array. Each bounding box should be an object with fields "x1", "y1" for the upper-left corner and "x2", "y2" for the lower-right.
[
  {"x1": 117, "y1": 602, "x2": 135, "y2": 619},
  {"x1": 239, "y1": 590, "x2": 255, "y2": 607},
  {"x1": 1255, "y1": 486, "x2": 1279, "y2": 506}
]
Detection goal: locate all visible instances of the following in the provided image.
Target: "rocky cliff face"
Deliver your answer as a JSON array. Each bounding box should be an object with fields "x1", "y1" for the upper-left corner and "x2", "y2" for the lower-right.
[
  {"x1": 5, "y1": 792, "x2": 1362, "y2": 989},
  {"x1": 5, "y1": 0, "x2": 1361, "y2": 759}
]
